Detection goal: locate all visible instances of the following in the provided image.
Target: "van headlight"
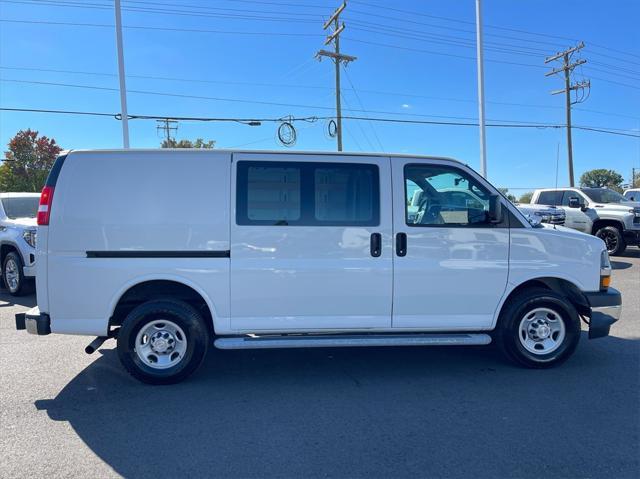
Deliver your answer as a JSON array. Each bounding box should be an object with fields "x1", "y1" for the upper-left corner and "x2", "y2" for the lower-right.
[
  {"x1": 600, "y1": 250, "x2": 612, "y2": 290},
  {"x1": 22, "y1": 229, "x2": 36, "y2": 248}
]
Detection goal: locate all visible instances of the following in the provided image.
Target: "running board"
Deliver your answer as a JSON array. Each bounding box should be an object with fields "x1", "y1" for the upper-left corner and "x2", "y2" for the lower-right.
[{"x1": 214, "y1": 333, "x2": 492, "y2": 350}]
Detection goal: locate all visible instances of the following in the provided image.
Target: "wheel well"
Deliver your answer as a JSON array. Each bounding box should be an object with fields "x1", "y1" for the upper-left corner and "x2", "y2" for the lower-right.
[
  {"x1": 110, "y1": 280, "x2": 214, "y2": 336},
  {"x1": 500, "y1": 278, "x2": 590, "y2": 319},
  {"x1": 591, "y1": 219, "x2": 624, "y2": 235},
  {"x1": 0, "y1": 243, "x2": 20, "y2": 267}
]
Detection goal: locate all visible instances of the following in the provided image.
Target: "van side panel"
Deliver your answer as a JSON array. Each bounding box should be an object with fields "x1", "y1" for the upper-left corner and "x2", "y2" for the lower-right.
[{"x1": 47, "y1": 150, "x2": 231, "y2": 336}]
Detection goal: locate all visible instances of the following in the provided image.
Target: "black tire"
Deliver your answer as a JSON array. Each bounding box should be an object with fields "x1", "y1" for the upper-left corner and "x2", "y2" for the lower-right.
[
  {"x1": 2, "y1": 251, "x2": 32, "y2": 296},
  {"x1": 495, "y1": 287, "x2": 580, "y2": 369},
  {"x1": 117, "y1": 299, "x2": 211, "y2": 385},
  {"x1": 595, "y1": 225, "x2": 626, "y2": 256}
]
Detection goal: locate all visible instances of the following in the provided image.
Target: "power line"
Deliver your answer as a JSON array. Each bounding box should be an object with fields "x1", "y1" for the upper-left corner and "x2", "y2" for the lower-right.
[
  {"x1": 339, "y1": 91, "x2": 376, "y2": 151},
  {"x1": 0, "y1": 18, "x2": 321, "y2": 37},
  {"x1": 344, "y1": 37, "x2": 547, "y2": 69},
  {"x1": 1, "y1": 0, "x2": 321, "y2": 23},
  {"x1": 2, "y1": 107, "x2": 638, "y2": 138},
  {"x1": 7, "y1": 0, "x2": 640, "y2": 68},
  {"x1": 4, "y1": 78, "x2": 638, "y2": 130},
  {"x1": 350, "y1": 0, "x2": 640, "y2": 61},
  {"x1": 342, "y1": 66, "x2": 385, "y2": 151},
  {"x1": 2, "y1": 65, "x2": 636, "y2": 120},
  {"x1": 4, "y1": 17, "x2": 640, "y2": 81},
  {"x1": 588, "y1": 75, "x2": 640, "y2": 91}
]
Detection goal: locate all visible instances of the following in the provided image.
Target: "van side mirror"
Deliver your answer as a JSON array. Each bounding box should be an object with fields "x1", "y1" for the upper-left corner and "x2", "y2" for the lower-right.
[{"x1": 488, "y1": 194, "x2": 503, "y2": 223}]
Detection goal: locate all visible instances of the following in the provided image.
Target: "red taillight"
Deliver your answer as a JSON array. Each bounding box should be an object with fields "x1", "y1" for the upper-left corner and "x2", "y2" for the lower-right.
[{"x1": 37, "y1": 185, "x2": 54, "y2": 226}]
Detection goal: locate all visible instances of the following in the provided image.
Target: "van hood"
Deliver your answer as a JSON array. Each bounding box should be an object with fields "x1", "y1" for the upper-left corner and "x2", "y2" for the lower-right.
[
  {"x1": 4, "y1": 217, "x2": 37, "y2": 228},
  {"x1": 539, "y1": 223, "x2": 605, "y2": 248}
]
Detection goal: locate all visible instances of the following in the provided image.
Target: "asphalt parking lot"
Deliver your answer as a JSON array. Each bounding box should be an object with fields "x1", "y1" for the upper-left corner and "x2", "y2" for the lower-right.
[{"x1": 1, "y1": 252, "x2": 638, "y2": 478}]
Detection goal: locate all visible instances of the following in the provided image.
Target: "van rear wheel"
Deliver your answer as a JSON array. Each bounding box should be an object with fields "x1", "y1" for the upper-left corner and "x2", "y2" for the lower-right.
[
  {"x1": 117, "y1": 299, "x2": 210, "y2": 384},
  {"x1": 496, "y1": 288, "x2": 580, "y2": 368}
]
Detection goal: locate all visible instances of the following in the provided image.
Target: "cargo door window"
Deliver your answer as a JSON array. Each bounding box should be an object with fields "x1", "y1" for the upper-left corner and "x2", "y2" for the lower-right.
[
  {"x1": 236, "y1": 161, "x2": 379, "y2": 226},
  {"x1": 245, "y1": 165, "x2": 301, "y2": 223}
]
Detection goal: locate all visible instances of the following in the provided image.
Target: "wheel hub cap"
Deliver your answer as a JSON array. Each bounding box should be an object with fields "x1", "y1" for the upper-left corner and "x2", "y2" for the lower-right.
[
  {"x1": 518, "y1": 307, "x2": 566, "y2": 355},
  {"x1": 529, "y1": 320, "x2": 551, "y2": 340},
  {"x1": 134, "y1": 320, "x2": 188, "y2": 370},
  {"x1": 150, "y1": 330, "x2": 175, "y2": 354}
]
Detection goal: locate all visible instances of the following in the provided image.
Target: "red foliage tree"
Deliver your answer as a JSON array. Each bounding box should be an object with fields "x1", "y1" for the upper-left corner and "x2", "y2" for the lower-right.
[{"x1": 0, "y1": 129, "x2": 62, "y2": 192}]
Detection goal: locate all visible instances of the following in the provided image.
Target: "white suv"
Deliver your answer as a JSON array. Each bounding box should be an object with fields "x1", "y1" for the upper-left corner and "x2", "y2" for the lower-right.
[
  {"x1": 0, "y1": 193, "x2": 39, "y2": 295},
  {"x1": 15, "y1": 150, "x2": 622, "y2": 384}
]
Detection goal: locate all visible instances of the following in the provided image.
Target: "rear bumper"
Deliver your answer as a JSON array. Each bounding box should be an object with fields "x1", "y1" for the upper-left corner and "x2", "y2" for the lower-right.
[
  {"x1": 585, "y1": 288, "x2": 622, "y2": 339},
  {"x1": 622, "y1": 229, "x2": 640, "y2": 245},
  {"x1": 15, "y1": 307, "x2": 51, "y2": 335}
]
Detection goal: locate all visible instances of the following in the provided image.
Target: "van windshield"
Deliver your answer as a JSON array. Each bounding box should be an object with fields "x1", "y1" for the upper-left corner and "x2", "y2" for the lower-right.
[
  {"x1": 582, "y1": 188, "x2": 629, "y2": 204},
  {"x1": 1, "y1": 197, "x2": 39, "y2": 219}
]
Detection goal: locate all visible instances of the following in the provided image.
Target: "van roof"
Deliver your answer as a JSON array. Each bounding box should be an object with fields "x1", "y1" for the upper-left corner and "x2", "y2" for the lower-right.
[{"x1": 66, "y1": 149, "x2": 466, "y2": 165}]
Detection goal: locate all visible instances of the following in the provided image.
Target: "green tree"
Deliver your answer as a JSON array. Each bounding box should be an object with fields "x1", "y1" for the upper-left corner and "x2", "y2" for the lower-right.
[
  {"x1": 498, "y1": 188, "x2": 517, "y2": 203},
  {"x1": 161, "y1": 138, "x2": 215, "y2": 149},
  {"x1": 0, "y1": 129, "x2": 62, "y2": 192},
  {"x1": 633, "y1": 170, "x2": 640, "y2": 188},
  {"x1": 579, "y1": 169, "x2": 624, "y2": 192},
  {"x1": 518, "y1": 191, "x2": 533, "y2": 204}
]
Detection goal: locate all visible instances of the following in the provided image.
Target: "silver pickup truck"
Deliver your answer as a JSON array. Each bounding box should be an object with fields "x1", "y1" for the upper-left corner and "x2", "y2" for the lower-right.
[
  {"x1": 515, "y1": 203, "x2": 566, "y2": 226},
  {"x1": 531, "y1": 187, "x2": 640, "y2": 255}
]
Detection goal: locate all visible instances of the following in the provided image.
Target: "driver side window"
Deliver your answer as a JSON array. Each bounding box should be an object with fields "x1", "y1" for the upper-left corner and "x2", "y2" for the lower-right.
[{"x1": 404, "y1": 164, "x2": 491, "y2": 227}]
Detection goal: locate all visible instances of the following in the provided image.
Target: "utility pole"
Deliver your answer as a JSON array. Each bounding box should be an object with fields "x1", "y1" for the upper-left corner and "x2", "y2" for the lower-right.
[
  {"x1": 114, "y1": 0, "x2": 129, "y2": 148},
  {"x1": 475, "y1": 0, "x2": 487, "y2": 178},
  {"x1": 545, "y1": 42, "x2": 589, "y2": 187},
  {"x1": 316, "y1": 2, "x2": 356, "y2": 152},
  {"x1": 156, "y1": 119, "x2": 178, "y2": 145}
]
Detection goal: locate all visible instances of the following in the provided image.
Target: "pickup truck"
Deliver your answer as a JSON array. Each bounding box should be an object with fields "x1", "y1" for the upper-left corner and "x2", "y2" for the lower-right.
[
  {"x1": 408, "y1": 188, "x2": 566, "y2": 226},
  {"x1": 530, "y1": 187, "x2": 640, "y2": 255},
  {"x1": 515, "y1": 203, "x2": 565, "y2": 226}
]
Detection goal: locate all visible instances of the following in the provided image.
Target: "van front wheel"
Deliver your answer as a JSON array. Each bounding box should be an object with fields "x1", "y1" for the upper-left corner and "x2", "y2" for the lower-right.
[
  {"x1": 496, "y1": 288, "x2": 580, "y2": 368},
  {"x1": 117, "y1": 300, "x2": 210, "y2": 384}
]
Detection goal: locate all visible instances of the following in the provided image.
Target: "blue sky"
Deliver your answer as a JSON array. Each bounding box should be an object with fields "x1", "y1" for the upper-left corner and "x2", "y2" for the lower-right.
[{"x1": 1, "y1": 0, "x2": 639, "y2": 194}]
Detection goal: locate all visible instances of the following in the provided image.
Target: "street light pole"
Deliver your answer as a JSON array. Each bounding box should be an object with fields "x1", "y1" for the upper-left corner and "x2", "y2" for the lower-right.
[
  {"x1": 114, "y1": 0, "x2": 130, "y2": 148},
  {"x1": 475, "y1": 0, "x2": 487, "y2": 178}
]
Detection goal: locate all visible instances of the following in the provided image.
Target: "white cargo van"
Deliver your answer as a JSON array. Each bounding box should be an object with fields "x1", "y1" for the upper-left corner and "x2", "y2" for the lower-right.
[{"x1": 15, "y1": 150, "x2": 622, "y2": 384}]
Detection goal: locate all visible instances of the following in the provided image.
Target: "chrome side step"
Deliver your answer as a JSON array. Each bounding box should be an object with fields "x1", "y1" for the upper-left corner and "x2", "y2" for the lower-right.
[{"x1": 214, "y1": 333, "x2": 492, "y2": 350}]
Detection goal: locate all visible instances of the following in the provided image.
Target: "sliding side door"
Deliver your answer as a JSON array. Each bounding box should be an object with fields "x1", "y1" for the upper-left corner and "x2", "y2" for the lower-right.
[{"x1": 230, "y1": 153, "x2": 393, "y2": 332}]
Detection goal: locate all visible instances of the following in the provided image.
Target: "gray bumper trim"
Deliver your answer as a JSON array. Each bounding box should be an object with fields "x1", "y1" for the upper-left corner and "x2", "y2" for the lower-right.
[
  {"x1": 15, "y1": 307, "x2": 51, "y2": 335},
  {"x1": 585, "y1": 288, "x2": 622, "y2": 339}
]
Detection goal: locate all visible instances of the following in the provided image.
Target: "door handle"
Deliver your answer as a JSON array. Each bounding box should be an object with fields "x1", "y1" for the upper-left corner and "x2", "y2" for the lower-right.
[
  {"x1": 396, "y1": 232, "x2": 407, "y2": 257},
  {"x1": 370, "y1": 233, "x2": 382, "y2": 257}
]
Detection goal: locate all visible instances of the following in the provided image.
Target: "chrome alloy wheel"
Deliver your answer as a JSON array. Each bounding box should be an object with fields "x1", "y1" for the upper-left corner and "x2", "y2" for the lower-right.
[
  {"x1": 4, "y1": 258, "x2": 19, "y2": 292},
  {"x1": 518, "y1": 307, "x2": 566, "y2": 355},
  {"x1": 134, "y1": 320, "x2": 188, "y2": 369}
]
